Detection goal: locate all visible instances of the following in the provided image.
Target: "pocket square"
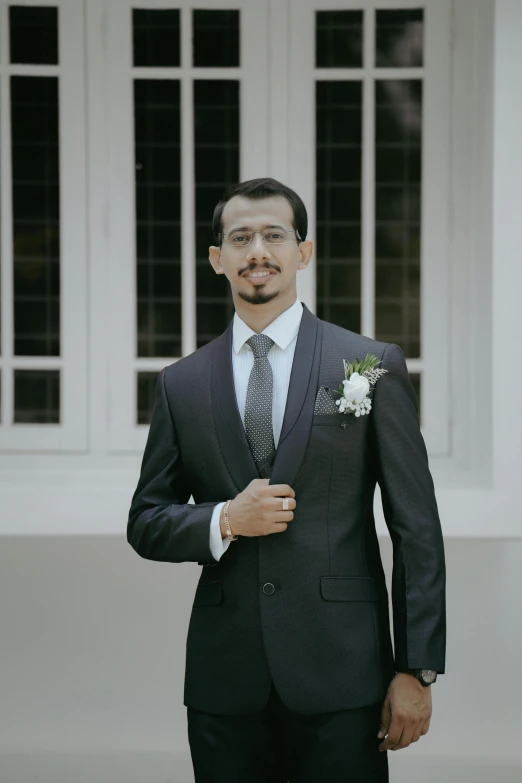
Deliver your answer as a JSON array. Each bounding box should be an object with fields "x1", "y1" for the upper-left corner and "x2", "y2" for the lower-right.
[{"x1": 314, "y1": 386, "x2": 339, "y2": 415}]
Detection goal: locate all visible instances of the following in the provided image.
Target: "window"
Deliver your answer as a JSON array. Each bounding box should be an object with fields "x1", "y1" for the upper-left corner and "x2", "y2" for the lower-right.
[
  {"x1": 0, "y1": 0, "x2": 87, "y2": 451},
  {"x1": 288, "y1": 0, "x2": 451, "y2": 455},
  {"x1": 104, "y1": 0, "x2": 268, "y2": 451}
]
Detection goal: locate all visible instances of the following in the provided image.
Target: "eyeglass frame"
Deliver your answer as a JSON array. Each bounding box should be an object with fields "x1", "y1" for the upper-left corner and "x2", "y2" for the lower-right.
[{"x1": 218, "y1": 227, "x2": 302, "y2": 247}]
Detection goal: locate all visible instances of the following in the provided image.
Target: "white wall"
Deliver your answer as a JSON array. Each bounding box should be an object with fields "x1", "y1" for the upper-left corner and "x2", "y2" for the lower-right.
[{"x1": 1, "y1": 536, "x2": 521, "y2": 782}]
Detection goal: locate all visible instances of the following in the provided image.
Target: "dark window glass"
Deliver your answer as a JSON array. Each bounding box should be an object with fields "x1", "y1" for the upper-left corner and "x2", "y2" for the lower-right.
[
  {"x1": 134, "y1": 80, "x2": 181, "y2": 358},
  {"x1": 9, "y1": 5, "x2": 58, "y2": 65},
  {"x1": 316, "y1": 11, "x2": 363, "y2": 68},
  {"x1": 11, "y1": 76, "x2": 60, "y2": 356},
  {"x1": 194, "y1": 80, "x2": 239, "y2": 348},
  {"x1": 316, "y1": 81, "x2": 362, "y2": 333},
  {"x1": 409, "y1": 372, "x2": 421, "y2": 423},
  {"x1": 137, "y1": 371, "x2": 160, "y2": 424},
  {"x1": 0, "y1": 83, "x2": 1, "y2": 356},
  {"x1": 375, "y1": 80, "x2": 422, "y2": 358},
  {"x1": 14, "y1": 369, "x2": 59, "y2": 423},
  {"x1": 132, "y1": 9, "x2": 180, "y2": 67},
  {"x1": 193, "y1": 10, "x2": 239, "y2": 67},
  {"x1": 375, "y1": 9, "x2": 423, "y2": 68}
]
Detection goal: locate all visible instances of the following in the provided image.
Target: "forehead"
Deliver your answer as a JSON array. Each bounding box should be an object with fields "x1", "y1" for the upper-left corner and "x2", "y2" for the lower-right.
[{"x1": 221, "y1": 195, "x2": 293, "y2": 230}]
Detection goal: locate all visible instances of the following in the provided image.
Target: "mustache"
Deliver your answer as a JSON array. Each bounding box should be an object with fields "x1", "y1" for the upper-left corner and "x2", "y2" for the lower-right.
[{"x1": 238, "y1": 261, "x2": 280, "y2": 276}]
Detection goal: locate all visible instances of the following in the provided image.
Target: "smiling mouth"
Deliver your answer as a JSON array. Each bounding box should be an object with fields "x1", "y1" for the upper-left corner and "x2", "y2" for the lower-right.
[{"x1": 243, "y1": 270, "x2": 276, "y2": 283}]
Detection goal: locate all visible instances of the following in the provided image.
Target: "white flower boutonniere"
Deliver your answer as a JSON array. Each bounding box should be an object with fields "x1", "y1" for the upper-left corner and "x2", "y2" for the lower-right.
[{"x1": 333, "y1": 353, "x2": 388, "y2": 417}]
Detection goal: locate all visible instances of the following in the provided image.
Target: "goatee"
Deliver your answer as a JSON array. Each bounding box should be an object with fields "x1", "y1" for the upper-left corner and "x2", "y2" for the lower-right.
[{"x1": 237, "y1": 289, "x2": 279, "y2": 305}]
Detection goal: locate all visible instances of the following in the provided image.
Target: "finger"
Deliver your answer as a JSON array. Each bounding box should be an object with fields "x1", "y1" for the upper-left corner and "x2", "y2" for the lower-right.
[
  {"x1": 267, "y1": 483, "x2": 295, "y2": 497},
  {"x1": 421, "y1": 717, "x2": 431, "y2": 735},
  {"x1": 270, "y1": 521, "x2": 289, "y2": 534},
  {"x1": 392, "y1": 726, "x2": 415, "y2": 750},
  {"x1": 411, "y1": 725, "x2": 423, "y2": 744},
  {"x1": 269, "y1": 495, "x2": 296, "y2": 510},
  {"x1": 377, "y1": 699, "x2": 391, "y2": 739},
  {"x1": 379, "y1": 722, "x2": 403, "y2": 752}
]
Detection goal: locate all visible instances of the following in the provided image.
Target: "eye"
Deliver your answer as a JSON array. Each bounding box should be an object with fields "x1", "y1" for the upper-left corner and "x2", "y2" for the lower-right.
[
  {"x1": 265, "y1": 232, "x2": 283, "y2": 240},
  {"x1": 232, "y1": 235, "x2": 249, "y2": 243}
]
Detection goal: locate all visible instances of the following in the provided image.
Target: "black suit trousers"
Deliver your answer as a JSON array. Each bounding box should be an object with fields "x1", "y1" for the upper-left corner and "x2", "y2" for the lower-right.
[{"x1": 187, "y1": 679, "x2": 389, "y2": 783}]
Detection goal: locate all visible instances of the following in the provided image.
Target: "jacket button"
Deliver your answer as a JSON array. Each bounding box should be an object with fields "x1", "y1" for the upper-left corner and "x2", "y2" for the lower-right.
[{"x1": 262, "y1": 583, "x2": 275, "y2": 595}]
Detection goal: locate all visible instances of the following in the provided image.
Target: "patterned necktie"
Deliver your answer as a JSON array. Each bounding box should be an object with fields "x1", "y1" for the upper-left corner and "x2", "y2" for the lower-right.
[{"x1": 244, "y1": 334, "x2": 276, "y2": 478}]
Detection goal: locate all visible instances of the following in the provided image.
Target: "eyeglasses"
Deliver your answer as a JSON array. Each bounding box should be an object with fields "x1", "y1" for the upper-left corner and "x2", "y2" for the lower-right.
[{"x1": 219, "y1": 228, "x2": 302, "y2": 248}]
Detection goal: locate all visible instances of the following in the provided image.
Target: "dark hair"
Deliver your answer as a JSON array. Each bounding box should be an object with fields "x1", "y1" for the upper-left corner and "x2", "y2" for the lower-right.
[{"x1": 212, "y1": 177, "x2": 308, "y2": 246}]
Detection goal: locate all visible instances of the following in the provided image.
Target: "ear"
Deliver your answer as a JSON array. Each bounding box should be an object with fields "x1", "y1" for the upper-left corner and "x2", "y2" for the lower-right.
[
  {"x1": 209, "y1": 245, "x2": 224, "y2": 274},
  {"x1": 297, "y1": 239, "x2": 314, "y2": 270}
]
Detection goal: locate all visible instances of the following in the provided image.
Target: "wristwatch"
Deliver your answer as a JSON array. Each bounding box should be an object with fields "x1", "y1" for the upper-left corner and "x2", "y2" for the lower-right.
[{"x1": 402, "y1": 669, "x2": 438, "y2": 686}]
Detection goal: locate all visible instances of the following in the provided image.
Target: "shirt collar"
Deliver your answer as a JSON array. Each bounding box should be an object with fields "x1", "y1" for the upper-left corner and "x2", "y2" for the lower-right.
[{"x1": 232, "y1": 298, "x2": 304, "y2": 355}]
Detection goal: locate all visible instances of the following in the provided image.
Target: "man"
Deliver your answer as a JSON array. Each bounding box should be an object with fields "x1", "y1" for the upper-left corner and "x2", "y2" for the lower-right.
[{"x1": 127, "y1": 177, "x2": 446, "y2": 782}]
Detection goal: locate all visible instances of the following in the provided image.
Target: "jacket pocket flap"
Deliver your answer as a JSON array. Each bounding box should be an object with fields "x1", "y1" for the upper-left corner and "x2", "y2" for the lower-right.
[
  {"x1": 193, "y1": 580, "x2": 223, "y2": 607},
  {"x1": 320, "y1": 576, "x2": 381, "y2": 602}
]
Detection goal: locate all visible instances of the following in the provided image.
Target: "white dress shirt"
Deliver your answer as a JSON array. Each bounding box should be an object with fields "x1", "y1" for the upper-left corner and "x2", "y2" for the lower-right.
[{"x1": 208, "y1": 297, "x2": 304, "y2": 561}]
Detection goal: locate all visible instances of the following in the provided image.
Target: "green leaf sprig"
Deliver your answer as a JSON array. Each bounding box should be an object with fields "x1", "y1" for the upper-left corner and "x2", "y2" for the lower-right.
[{"x1": 334, "y1": 353, "x2": 384, "y2": 397}]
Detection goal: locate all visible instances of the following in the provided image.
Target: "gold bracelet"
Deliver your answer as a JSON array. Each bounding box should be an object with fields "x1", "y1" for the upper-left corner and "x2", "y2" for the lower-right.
[{"x1": 224, "y1": 499, "x2": 238, "y2": 541}]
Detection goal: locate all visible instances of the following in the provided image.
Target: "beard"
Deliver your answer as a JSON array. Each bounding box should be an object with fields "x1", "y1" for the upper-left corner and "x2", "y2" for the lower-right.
[{"x1": 237, "y1": 286, "x2": 280, "y2": 305}]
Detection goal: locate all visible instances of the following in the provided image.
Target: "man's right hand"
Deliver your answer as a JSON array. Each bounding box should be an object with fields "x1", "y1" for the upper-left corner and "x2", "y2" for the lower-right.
[{"x1": 220, "y1": 478, "x2": 296, "y2": 539}]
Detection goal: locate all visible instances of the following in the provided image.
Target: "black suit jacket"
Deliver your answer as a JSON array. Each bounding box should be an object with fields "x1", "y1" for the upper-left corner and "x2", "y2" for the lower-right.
[{"x1": 128, "y1": 303, "x2": 446, "y2": 716}]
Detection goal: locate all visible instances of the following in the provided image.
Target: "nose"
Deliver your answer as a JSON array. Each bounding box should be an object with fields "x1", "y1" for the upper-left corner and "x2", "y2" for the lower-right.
[{"x1": 246, "y1": 231, "x2": 272, "y2": 260}]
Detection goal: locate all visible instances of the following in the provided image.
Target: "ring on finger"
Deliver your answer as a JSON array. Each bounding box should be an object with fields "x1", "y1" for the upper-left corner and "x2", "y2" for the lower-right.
[{"x1": 282, "y1": 497, "x2": 289, "y2": 511}]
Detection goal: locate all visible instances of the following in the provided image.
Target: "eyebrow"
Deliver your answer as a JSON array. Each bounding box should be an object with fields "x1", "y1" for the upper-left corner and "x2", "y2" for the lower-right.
[{"x1": 226, "y1": 224, "x2": 286, "y2": 233}]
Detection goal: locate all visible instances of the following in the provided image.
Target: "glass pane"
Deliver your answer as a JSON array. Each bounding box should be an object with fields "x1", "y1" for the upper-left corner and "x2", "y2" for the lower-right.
[
  {"x1": 375, "y1": 80, "x2": 422, "y2": 358},
  {"x1": 137, "y1": 371, "x2": 159, "y2": 425},
  {"x1": 194, "y1": 80, "x2": 239, "y2": 348},
  {"x1": 316, "y1": 81, "x2": 362, "y2": 332},
  {"x1": 316, "y1": 11, "x2": 363, "y2": 68},
  {"x1": 409, "y1": 372, "x2": 421, "y2": 423},
  {"x1": 9, "y1": 5, "x2": 58, "y2": 65},
  {"x1": 11, "y1": 76, "x2": 60, "y2": 356},
  {"x1": 0, "y1": 82, "x2": 1, "y2": 355},
  {"x1": 133, "y1": 9, "x2": 180, "y2": 67},
  {"x1": 134, "y1": 80, "x2": 181, "y2": 358},
  {"x1": 14, "y1": 369, "x2": 59, "y2": 423},
  {"x1": 193, "y1": 10, "x2": 240, "y2": 67},
  {"x1": 375, "y1": 9, "x2": 423, "y2": 68}
]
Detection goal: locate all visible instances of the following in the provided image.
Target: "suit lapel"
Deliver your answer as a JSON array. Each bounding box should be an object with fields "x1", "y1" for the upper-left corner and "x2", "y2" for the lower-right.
[
  {"x1": 211, "y1": 302, "x2": 323, "y2": 493},
  {"x1": 270, "y1": 303, "x2": 322, "y2": 487},
  {"x1": 211, "y1": 317, "x2": 259, "y2": 492}
]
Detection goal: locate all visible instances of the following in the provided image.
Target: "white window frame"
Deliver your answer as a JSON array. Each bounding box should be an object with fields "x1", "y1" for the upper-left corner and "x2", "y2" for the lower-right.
[
  {"x1": 0, "y1": 0, "x2": 88, "y2": 451},
  {"x1": 286, "y1": 0, "x2": 451, "y2": 457}
]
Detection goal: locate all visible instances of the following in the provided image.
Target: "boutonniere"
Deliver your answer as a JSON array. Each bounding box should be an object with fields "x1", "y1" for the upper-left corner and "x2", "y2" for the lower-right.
[{"x1": 333, "y1": 353, "x2": 388, "y2": 417}]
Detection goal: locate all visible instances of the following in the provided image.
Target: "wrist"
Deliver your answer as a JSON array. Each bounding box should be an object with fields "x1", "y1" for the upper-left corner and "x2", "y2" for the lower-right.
[
  {"x1": 220, "y1": 500, "x2": 238, "y2": 541},
  {"x1": 219, "y1": 505, "x2": 228, "y2": 539}
]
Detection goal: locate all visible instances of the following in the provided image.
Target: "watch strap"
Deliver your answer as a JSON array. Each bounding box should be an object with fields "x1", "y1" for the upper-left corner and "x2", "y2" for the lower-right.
[{"x1": 402, "y1": 668, "x2": 438, "y2": 686}]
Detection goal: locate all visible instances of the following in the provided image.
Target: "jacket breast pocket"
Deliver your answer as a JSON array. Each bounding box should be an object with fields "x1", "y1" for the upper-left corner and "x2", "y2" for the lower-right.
[
  {"x1": 312, "y1": 413, "x2": 346, "y2": 426},
  {"x1": 193, "y1": 579, "x2": 223, "y2": 607},
  {"x1": 320, "y1": 576, "x2": 381, "y2": 601}
]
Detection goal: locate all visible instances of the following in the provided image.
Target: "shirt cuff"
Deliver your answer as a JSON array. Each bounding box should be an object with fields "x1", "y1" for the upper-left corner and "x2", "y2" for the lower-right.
[{"x1": 209, "y1": 502, "x2": 231, "y2": 561}]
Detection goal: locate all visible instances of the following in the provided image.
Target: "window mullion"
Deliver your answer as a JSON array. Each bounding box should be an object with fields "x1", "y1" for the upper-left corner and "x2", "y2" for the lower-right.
[
  {"x1": 361, "y1": 5, "x2": 375, "y2": 339},
  {"x1": 180, "y1": 6, "x2": 196, "y2": 358},
  {"x1": 0, "y1": 35, "x2": 14, "y2": 426}
]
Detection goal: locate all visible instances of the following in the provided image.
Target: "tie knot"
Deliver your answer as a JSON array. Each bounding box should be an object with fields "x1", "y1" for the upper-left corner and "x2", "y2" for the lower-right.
[{"x1": 247, "y1": 333, "x2": 274, "y2": 359}]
